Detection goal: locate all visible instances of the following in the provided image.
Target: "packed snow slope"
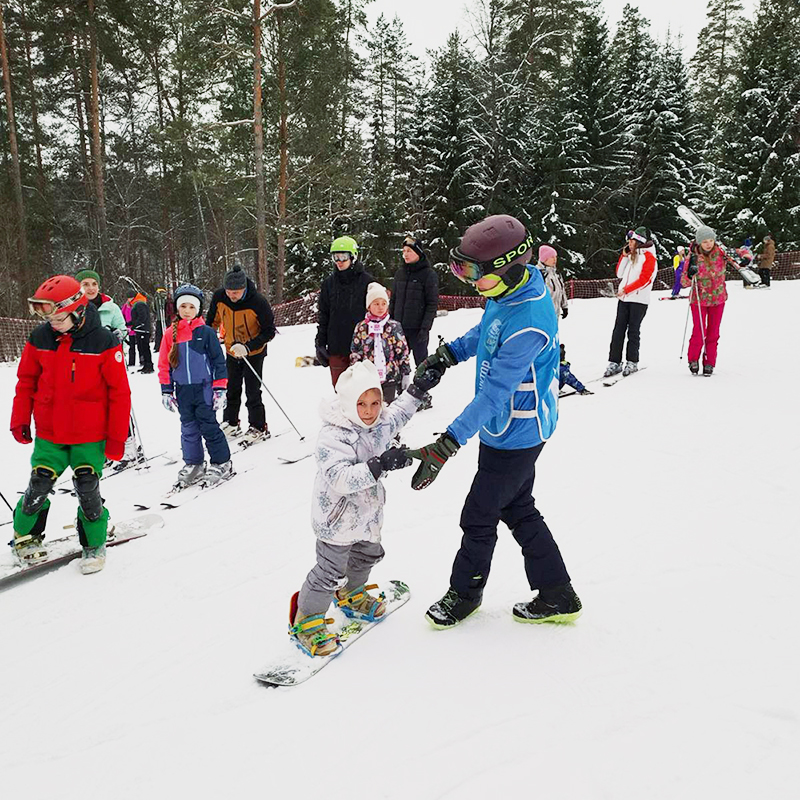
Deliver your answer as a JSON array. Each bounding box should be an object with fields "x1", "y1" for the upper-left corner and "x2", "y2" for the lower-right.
[{"x1": 1, "y1": 283, "x2": 798, "y2": 800}]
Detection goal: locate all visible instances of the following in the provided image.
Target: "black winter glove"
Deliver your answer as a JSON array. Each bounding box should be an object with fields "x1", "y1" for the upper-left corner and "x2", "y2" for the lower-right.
[
  {"x1": 407, "y1": 368, "x2": 442, "y2": 399},
  {"x1": 561, "y1": 306, "x2": 569, "y2": 319},
  {"x1": 367, "y1": 446, "x2": 413, "y2": 480},
  {"x1": 315, "y1": 342, "x2": 330, "y2": 367},
  {"x1": 415, "y1": 341, "x2": 457, "y2": 380},
  {"x1": 687, "y1": 262, "x2": 699, "y2": 278},
  {"x1": 406, "y1": 432, "x2": 460, "y2": 490}
]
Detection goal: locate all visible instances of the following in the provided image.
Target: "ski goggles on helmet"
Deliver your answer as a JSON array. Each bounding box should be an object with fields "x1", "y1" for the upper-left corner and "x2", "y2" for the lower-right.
[
  {"x1": 28, "y1": 289, "x2": 85, "y2": 320},
  {"x1": 449, "y1": 231, "x2": 534, "y2": 285},
  {"x1": 627, "y1": 229, "x2": 648, "y2": 244},
  {"x1": 332, "y1": 252, "x2": 352, "y2": 263}
]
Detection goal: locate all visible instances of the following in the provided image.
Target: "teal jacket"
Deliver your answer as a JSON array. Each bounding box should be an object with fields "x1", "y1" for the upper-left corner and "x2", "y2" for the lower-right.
[{"x1": 92, "y1": 294, "x2": 127, "y2": 342}]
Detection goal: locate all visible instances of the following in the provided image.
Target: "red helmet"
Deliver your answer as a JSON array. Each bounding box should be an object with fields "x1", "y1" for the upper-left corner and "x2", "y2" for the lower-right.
[
  {"x1": 28, "y1": 275, "x2": 88, "y2": 320},
  {"x1": 450, "y1": 215, "x2": 534, "y2": 284}
]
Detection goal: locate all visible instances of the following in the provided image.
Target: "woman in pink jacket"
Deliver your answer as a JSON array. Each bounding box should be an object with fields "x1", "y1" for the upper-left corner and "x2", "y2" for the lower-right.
[{"x1": 682, "y1": 225, "x2": 727, "y2": 376}]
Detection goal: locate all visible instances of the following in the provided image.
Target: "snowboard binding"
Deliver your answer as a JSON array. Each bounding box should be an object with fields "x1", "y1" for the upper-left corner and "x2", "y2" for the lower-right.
[
  {"x1": 335, "y1": 583, "x2": 386, "y2": 622},
  {"x1": 288, "y1": 591, "x2": 339, "y2": 658}
]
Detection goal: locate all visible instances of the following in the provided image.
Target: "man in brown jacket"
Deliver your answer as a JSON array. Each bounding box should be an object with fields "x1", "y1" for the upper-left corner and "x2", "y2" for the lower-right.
[{"x1": 756, "y1": 234, "x2": 776, "y2": 287}]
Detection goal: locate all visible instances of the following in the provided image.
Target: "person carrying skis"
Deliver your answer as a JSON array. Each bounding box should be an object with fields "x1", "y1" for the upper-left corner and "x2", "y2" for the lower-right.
[
  {"x1": 350, "y1": 282, "x2": 411, "y2": 404},
  {"x1": 153, "y1": 287, "x2": 175, "y2": 352},
  {"x1": 670, "y1": 246, "x2": 686, "y2": 298},
  {"x1": 158, "y1": 284, "x2": 232, "y2": 488},
  {"x1": 315, "y1": 237, "x2": 375, "y2": 387},
  {"x1": 288, "y1": 360, "x2": 440, "y2": 656},
  {"x1": 9, "y1": 275, "x2": 131, "y2": 574},
  {"x1": 603, "y1": 227, "x2": 657, "y2": 377},
  {"x1": 389, "y1": 235, "x2": 439, "y2": 408},
  {"x1": 129, "y1": 292, "x2": 154, "y2": 373},
  {"x1": 407, "y1": 214, "x2": 582, "y2": 629},
  {"x1": 207, "y1": 263, "x2": 276, "y2": 441},
  {"x1": 681, "y1": 225, "x2": 727, "y2": 376},
  {"x1": 538, "y1": 244, "x2": 569, "y2": 319},
  {"x1": 559, "y1": 344, "x2": 592, "y2": 395}
]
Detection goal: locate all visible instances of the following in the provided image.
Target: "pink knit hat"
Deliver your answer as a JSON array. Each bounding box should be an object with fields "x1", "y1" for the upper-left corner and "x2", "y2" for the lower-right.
[{"x1": 538, "y1": 244, "x2": 557, "y2": 262}]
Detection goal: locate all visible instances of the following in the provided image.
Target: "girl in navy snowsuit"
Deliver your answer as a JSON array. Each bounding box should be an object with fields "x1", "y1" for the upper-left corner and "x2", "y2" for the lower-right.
[{"x1": 158, "y1": 284, "x2": 232, "y2": 487}]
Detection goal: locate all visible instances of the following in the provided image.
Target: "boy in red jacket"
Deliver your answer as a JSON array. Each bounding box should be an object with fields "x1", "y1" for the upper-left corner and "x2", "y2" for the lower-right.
[{"x1": 10, "y1": 275, "x2": 132, "y2": 574}]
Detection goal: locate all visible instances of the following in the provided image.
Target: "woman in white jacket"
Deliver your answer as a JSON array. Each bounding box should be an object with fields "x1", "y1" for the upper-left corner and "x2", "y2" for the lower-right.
[
  {"x1": 288, "y1": 360, "x2": 438, "y2": 656},
  {"x1": 604, "y1": 227, "x2": 657, "y2": 377}
]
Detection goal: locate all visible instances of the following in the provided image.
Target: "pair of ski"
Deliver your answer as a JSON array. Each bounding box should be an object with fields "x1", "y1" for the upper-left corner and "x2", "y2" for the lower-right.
[
  {"x1": 254, "y1": 580, "x2": 410, "y2": 687},
  {"x1": 0, "y1": 513, "x2": 163, "y2": 591}
]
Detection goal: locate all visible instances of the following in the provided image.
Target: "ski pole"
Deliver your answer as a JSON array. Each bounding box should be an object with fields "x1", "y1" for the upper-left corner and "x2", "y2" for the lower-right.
[
  {"x1": 693, "y1": 277, "x2": 706, "y2": 362},
  {"x1": 680, "y1": 291, "x2": 692, "y2": 359},
  {"x1": 129, "y1": 400, "x2": 148, "y2": 463},
  {"x1": 0, "y1": 488, "x2": 14, "y2": 515},
  {"x1": 241, "y1": 357, "x2": 305, "y2": 440}
]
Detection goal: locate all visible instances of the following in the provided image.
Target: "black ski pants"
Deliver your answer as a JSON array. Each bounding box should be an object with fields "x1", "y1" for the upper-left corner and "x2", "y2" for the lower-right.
[
  {"x1": 450, "y1": 443, "x2": 570, "y2": 601},
  {"x1": 403, "y1": 328, "x2": 430, "y2": 368},
  {"x1": 608, "y1": 300, "x2": 648, "y2": 364},
  {"x1": 135, "y1": 332, "x2": 153, "y2": 370},
  {"x1": 223, "y1": 352, "x2": 266, "y2": 431}
]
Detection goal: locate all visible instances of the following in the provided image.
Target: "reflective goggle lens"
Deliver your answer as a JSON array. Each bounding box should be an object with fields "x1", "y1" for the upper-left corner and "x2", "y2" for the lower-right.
[
  {"x1": 332, "y1": 253, "x2": 351, "y2": 263},
  {"x1": 29, "y1": 300, "x2": 56, "y2": 318},
  {"x1": 449, "y1": 258, "x2": 482, "y2": 284}
]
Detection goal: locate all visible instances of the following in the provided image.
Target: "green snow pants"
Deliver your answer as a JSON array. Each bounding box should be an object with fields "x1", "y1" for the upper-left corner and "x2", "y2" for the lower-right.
[{"x1": 14, "y1": 438, "x2": 109, "y2": 548}]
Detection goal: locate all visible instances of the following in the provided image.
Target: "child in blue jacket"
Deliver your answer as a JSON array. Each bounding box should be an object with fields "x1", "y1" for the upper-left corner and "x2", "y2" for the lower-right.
[
  {"x1": 158, "y1": 284, "x2": 232, "y2": 488},
  {"x1": 559, "y1": 344, "x2": 592, "y2": 395}
]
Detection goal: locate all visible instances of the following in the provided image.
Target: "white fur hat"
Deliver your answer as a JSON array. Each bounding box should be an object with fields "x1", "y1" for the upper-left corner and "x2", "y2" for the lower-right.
[
  {"x1": 336, "y1": 360, "x2": 383, "y2": 428},
  {"x1": 366, "y1": 282, "x2": 389, "y2": 310}
]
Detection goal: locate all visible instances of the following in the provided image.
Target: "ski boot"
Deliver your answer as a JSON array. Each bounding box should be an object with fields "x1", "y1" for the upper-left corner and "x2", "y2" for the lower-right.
[
  {"x1": 513, "y1": 583, "x2": 582, "y2": 624},
  {"x1": 622, "y1": 361, "x2": 638, "y2": 377},
  {"x1": 426, "y1": 588, "x2": 481, "y2": 629},
  {"x1": 12, "y1": 532, "x2": 48, "y2": 564},
  {"x1": 173, "y1": 462, "x2": 205, "y2": 490},
  {"x1": 689, "y1": 361, "x2": 699, "y2": 375},
  {"x1": 241, "y1": 425, "x2": 270, "y2": 445},
  {"x1": 114, "y1": 437, "x2": 144, "y2": 472},
  {"x1": 204, "y1": 460, "x2": 234, "y2": 487},
  {"x1": 288, "y1": 592, "x2": 339, "y2": 657},
  {"x1": 703, "y1": 364, "x2": 714, "y2": 377},
  {"x1": 219, "y1": 422, "x2": 241, "y2": 439},
  {"x1": 335, "y1": 584, "x2": 386, "y2": 622},
  {"x1": 603, "y1": 362, "x2": 622, "y2": 378},
  {"x1": 80, "y1": 543, "x2": 107, "y2": 575}
]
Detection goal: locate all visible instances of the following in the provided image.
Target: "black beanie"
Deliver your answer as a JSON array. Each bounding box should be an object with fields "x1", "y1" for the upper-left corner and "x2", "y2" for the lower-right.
[
  {"x1": 402, "y1": 235, "x2": 426, "y2": 260},
  {"x1": 224, "y1": 263, "x2": 247, "y2": 290}
]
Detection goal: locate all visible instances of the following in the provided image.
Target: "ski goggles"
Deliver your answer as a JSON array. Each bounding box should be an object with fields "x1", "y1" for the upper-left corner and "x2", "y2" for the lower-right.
[
  {"x1": 28, "y1": 289, "x2": 84, "y2": 320},
  {"x1": 627, "y1": 230, "x2": 648, "y2": 244},
  {"x1": 332, "y1": 253, "x2": 352, "y2": 263},
  {"x1": 449, "y1": 232, "x2": 534, "y2": 285}
]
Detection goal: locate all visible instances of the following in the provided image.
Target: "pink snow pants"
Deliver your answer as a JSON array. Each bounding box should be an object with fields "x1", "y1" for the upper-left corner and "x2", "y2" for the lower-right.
[{"x1": 688, "y1": 303, "x2": 725, "y2": 366}]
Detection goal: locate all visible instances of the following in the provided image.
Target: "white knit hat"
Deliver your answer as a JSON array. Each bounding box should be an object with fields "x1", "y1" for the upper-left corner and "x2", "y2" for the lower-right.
[
  {"x1": 336, "y1": 360, "x2": 383, "y2": 428},
  {"x1": 366, "y1": 282, "x2": 389, "y2": 310},
  {"x1": 175, "y1": 293, "x2": 201, "y2": 313}
]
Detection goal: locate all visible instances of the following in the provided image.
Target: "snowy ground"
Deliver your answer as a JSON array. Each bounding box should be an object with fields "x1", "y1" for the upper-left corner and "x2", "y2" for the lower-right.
[{"x1": 1, "y1": 283, "x2": 798, "y2": 800}]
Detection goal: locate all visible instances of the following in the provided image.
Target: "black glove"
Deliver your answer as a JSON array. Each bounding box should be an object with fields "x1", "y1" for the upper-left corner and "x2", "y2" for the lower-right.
[
  {"x1": 315, "y1": 342, "x2": 330, "y2": 367},
  {"x1": 407, "y1": 368, "x2": 442, "y2": 399},
  {"x1": 561, "y1": 306, "x2": 569, "y2": 319},
  {"x1": 406, "y1": 432, "x2": 460, "y2": 490},
  {"x1": 367, "y1": 446, "x2": 412, "y2": 480},
  {"x1": 415, "y1": 342, "x2": 457, "y2": 380},
  {"x1": 687, "y1": 262, "x2": 699, "y2": 278}
]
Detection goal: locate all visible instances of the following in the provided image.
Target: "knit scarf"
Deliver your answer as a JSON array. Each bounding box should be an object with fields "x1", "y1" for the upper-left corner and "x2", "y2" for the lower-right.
[{"x1": 366, "y1": 311, "x2": 389, "y2": 381}]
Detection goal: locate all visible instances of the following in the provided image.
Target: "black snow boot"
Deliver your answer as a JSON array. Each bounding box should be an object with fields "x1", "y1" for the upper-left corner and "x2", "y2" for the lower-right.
[
  {"x1": 703, "y1": 364, "x2": 713, "y2": 377},
  {"x1": 426, "y1": 588, "x2": 481, "y2": 629},
  {"x1": 689, "y1": 361, "x2": 699, "y2": 375},
  {"x1": 513, "y1": 583, "x2": 582, "y2": 624}
]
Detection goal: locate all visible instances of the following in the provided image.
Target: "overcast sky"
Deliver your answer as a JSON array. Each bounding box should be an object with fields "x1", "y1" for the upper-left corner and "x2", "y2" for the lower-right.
[{"x1": 368, "y1": 0, "x2": 756, "y2": 57}]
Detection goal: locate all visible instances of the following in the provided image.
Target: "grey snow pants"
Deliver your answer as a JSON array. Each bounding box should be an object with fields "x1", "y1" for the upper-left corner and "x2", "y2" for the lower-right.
[{"x1": 298, "y1": 539, "x2": 385, "y2": 616}]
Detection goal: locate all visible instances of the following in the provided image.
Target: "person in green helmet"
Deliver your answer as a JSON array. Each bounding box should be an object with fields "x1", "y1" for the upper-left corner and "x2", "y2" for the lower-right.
[{"x1": 315, "y1": 236, "x2": 375, "y2": 387}]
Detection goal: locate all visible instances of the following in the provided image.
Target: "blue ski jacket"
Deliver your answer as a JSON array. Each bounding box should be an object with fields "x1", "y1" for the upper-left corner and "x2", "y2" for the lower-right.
[{"x1": 446, "y1": 266, "x2": 560, "y2": 451}]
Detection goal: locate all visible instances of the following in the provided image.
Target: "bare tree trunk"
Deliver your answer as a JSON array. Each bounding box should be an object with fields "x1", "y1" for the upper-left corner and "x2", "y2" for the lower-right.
[
  {"x1": 0, "y1": 2, "x2": 28, "y2": 263},
  {"x1": 87, "y1": 0, "x2": 108, "y2": 267},
  {"x1": 275, "y1": 10, "x2": 288, "y2": 304},
  {"x1": 71, "y1": 36, "x2": 94, "y2": 240},
  {"x1": 252, "y1": 0, "x2": 270, "y2": 297}
]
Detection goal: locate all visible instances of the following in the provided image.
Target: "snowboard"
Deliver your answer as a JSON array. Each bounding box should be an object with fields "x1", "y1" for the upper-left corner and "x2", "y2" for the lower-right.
[
  {"x1": 254, "y1": 579, "x2": 410, "y2": 687},
  {"x1": 0, "y1": 513, "x2": 163, "y2": 590},
  {"x1": 677, "y1": 205, "x2": 762, "y2": 286}
]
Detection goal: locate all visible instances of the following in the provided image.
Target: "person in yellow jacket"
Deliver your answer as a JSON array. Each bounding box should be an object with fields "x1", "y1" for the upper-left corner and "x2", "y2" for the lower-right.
[
  {"x1": 669, "y1": 245, "x2": 686, "y2": 298},
  {"x1": 207, "y1": 264, "x2": 276, "y2": 440}
]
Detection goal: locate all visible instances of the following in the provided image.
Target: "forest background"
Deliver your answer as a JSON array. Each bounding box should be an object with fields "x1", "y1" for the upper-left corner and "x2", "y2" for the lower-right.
[{"x1": 0, "y1": 0, "x2": 798, "y2": 316}]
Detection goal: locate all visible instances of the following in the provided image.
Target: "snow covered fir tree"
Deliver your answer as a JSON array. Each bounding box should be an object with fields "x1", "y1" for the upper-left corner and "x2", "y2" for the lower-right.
[{"x1": 0, "y1": 0, "x2": 798, "y2": 310}]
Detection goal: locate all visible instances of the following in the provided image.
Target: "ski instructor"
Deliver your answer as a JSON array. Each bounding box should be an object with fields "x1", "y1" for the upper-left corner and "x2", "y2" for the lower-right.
[{"x1": 405, "y1": 214, "x2": 582, "y2": 629}]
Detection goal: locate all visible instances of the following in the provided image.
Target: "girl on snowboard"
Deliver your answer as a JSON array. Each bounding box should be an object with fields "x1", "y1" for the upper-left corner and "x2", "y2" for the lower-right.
[
  {"x1": 158, "y1": 284, "x2": 232, "y2": 488},
  {"x1": 289, "y1": 360, "x2": 440, "y2": 656}
]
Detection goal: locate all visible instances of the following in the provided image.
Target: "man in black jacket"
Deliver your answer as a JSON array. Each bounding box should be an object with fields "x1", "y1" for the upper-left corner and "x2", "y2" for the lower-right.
[
  {"x1": 130, "y1": 294, "x2": 153, "y2": 373},
  {"x1": 315, "y1": 236, "x2": 374, "y2": 387},
  {"x1": 207, "y1": 264, "x2": 276, "y2": 439}
]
